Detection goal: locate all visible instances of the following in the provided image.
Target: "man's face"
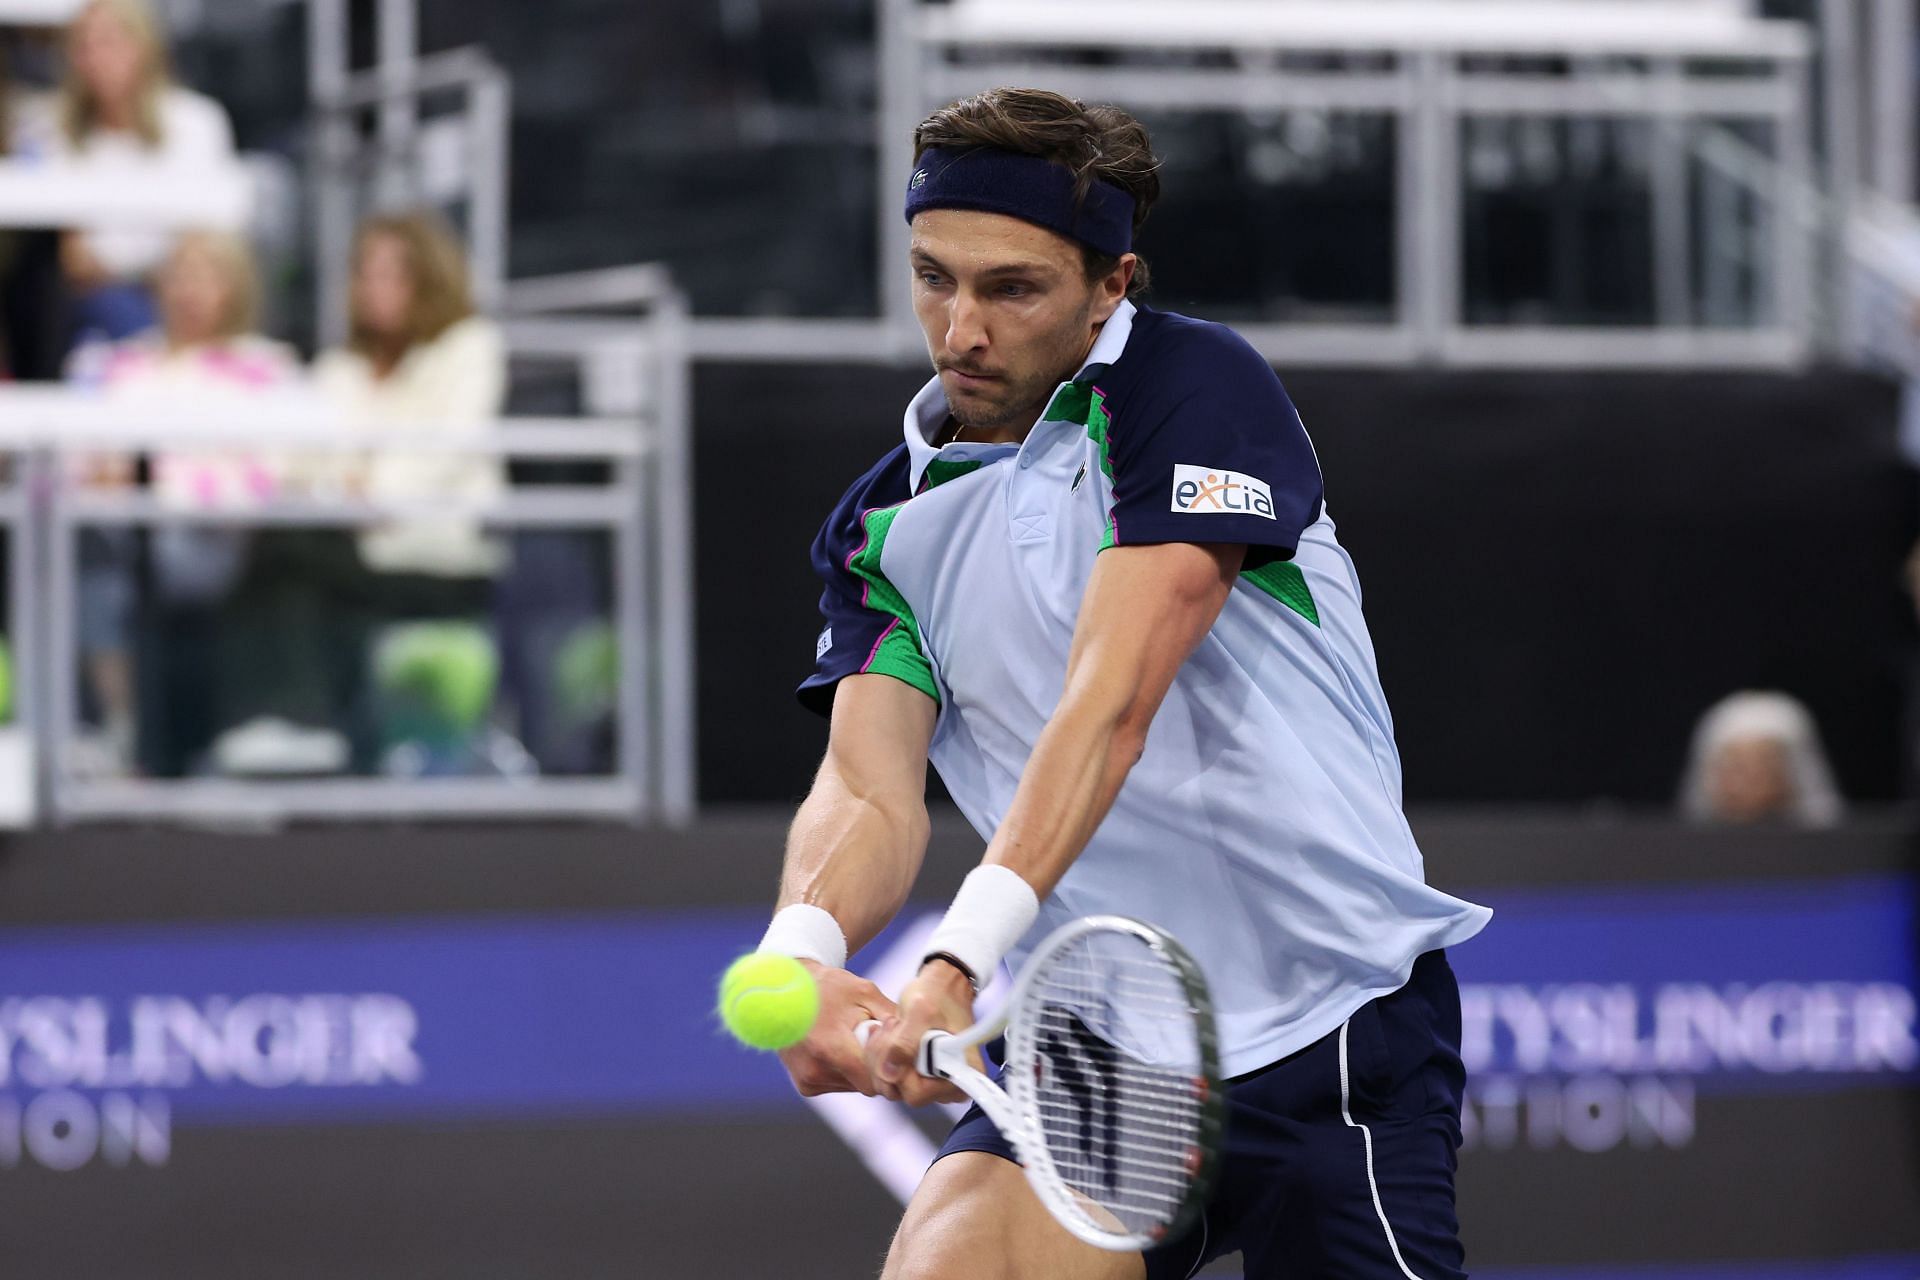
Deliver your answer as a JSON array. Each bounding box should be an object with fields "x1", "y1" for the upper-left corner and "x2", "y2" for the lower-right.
[{"x1": 910, "y1": 208, "x2": 1128, "y2": 433}]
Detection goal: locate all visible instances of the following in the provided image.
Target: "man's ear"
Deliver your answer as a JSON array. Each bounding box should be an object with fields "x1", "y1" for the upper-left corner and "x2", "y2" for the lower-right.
[{"x1": 1092, "y1": 254, "x2": 1137, "y2": 323}]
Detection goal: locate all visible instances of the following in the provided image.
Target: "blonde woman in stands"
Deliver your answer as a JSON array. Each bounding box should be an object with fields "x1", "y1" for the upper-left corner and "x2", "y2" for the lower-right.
[
  {"x1": 72, "y1": 228, "x2": 294, "y2": 400},
  {"x1": 68, "y1": 229, "x2": 297, "y2": 516},
  {"x1": 55, "y1": 0, "x2": 237, "y2": 343},
  {"x1": 64, "y1": 230, "x2": 297, "y2": 775}
]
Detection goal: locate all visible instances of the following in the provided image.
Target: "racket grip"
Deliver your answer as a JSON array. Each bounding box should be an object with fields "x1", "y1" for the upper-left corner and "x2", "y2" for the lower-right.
[{"x1": 854, "y1": 1018, "x2": 883, "y2": 1048}]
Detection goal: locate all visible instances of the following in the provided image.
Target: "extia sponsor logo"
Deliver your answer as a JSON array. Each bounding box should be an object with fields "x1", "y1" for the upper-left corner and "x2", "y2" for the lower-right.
[{"x1": 1170, "y1": 464, "x2": 1275, "y2": 519}]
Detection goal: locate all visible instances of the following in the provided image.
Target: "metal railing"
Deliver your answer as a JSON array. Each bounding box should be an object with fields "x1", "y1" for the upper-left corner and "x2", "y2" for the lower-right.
[
  {"x1": 0, "y1": 397, "x2": 672, "y2": 826},
  {"x1": 0, "y1": 274, "x2": 694, "y2": 828},
  {"x1": 306, "y1": 4, "x2": 512, "y2": 343},
  {"x1": 867, "y1": 0, "x2": 1818, "y2": 369},
  {"x1": 502, "y1": 273, "x2": 697, "y2": 827}
]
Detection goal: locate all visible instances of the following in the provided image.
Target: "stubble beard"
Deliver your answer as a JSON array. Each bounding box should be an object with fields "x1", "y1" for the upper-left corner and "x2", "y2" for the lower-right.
[
  {"x1": 935, "y1": 300, "x2": 1100, "y2": 433},
  {"x1": 944, "y1": 375, "x2": 1045, "y2": 432},
  {"x1": 940, "y1": 346, "x2": 1083, "y2": 433}
]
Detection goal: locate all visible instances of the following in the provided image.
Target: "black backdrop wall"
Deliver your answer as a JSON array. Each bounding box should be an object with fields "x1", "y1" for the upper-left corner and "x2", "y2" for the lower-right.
[{"x1": 693, "y1": 361, "x2": 1918, "y2": 806}]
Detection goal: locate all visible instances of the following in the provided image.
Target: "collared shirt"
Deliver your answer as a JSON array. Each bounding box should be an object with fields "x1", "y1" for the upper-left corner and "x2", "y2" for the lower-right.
[{"x1": 799, "y1": 301, "x2": 1490, "y2": 1077}]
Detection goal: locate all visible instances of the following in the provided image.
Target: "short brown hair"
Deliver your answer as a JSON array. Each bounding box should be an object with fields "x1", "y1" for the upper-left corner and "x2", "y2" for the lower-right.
[
  {"x1": 913, "y1": 88, "x2": 1161, "y2": 296},
  {"x1": 349, "y1": 210, "x2": 476, "y2": 360}
]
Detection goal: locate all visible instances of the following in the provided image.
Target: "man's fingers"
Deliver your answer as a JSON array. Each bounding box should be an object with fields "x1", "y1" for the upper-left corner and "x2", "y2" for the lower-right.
[
  {"x1": 873, "y1": 1031, "x2": 904, "y2": 1083},
  {"x1": 896, "y1": 1075, "x2": 967, "y2": 1107},
  {"x1": 852, "y1": 980, "x2": 899, "y2": 1020},
  {"x1": 778, "y1": 964, "x2": 900, "y2": 1099}
]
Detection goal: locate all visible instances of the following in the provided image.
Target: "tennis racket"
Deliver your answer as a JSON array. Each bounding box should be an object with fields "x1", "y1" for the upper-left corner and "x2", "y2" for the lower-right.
[{"x1": 859, "y1": 914, "x2": 1224, "y2": 1252}]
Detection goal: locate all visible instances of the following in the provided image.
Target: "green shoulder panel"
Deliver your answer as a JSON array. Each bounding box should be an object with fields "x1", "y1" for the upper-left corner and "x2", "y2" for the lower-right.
[
  {"x1": 1241, "y1": 560, "x2": 1320, "y2": 627},
  {"x1": 845, "y1": 504, "x2": 940, "y2": 702}
]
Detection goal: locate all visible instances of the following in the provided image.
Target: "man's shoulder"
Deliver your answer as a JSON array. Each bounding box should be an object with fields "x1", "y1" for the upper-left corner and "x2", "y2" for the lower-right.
[
  {"x1": 836, "y1": 442, "x2": 914, "y2": 508},
  {"x1": 813, "y1": 443, "x2": 915, "y2": 553},
  {"x1": 1107, "y1": 305, "x2": 1278, "y2": 395}
]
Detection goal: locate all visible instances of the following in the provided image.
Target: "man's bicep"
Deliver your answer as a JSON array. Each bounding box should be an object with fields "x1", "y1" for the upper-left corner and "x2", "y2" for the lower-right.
[
  {"x1": 1068, "y1": 541, "x2": 1242, "y2": 707},
  {"x1": 821, "y1": 672, "x2": 937, "y2": 800},
  {"x1": 1085, "y1": 540, "x2": 1242, "y2": 633}
]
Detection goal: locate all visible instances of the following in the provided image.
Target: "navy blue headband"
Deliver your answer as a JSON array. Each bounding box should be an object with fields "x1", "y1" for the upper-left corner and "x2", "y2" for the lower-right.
[{"x1": 904, "y1": 146, "x2": 1136, "y2": 258}]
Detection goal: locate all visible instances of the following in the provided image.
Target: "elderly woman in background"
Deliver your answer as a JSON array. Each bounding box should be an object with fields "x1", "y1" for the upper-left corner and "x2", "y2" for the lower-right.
[
  {"x1": 1679, "y1": 690, "x2": 1845, "y2": 828},
  {"x1": 65, "y1": 229, "x2": 297, "y2": 775},
  {"x1": 54, "y1": 0, "x2": 237, "y2": 343}
]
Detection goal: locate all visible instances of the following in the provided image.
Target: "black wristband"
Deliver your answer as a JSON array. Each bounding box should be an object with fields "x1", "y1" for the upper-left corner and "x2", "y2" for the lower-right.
[{"x1": 920, "y1": 949, "x2": 981, "y2": 991}]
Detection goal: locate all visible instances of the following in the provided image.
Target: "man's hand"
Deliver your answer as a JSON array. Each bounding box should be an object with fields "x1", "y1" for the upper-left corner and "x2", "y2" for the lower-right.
[
  {"x1": 777, "y1": 960, "x2": 898, "y2": 1097},
  {"x1": 865, "y1": 958, "x2": 976, "y2": 1107}
]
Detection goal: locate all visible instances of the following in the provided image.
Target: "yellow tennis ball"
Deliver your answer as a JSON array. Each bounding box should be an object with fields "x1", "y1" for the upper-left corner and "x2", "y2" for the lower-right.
[{"x1": 718, "y1": 952, "x2": 819, "y2": 1051}]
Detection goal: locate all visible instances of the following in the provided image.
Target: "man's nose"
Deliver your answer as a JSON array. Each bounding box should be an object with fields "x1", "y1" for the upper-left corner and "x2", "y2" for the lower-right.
[{"x1": 945, "y1": 291, "x2": 987, "y2": 355}]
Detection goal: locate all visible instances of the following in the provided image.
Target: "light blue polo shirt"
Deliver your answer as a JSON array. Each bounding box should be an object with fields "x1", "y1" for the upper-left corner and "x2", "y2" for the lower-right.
[{"x1": 800, "y1": 300, "x2": 1490, "y2": 1077}]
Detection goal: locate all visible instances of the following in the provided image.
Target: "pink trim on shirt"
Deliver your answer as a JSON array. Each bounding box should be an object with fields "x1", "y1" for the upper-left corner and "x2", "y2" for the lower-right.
[{"x1": 861, "y1": 617, "x2": 902, "y2": 673}]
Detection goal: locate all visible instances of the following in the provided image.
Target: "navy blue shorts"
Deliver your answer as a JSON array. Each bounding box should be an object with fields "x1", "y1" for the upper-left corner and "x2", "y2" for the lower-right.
[{"x1": 934, "y1": 950, "x2": 1469, "y2": 1279}]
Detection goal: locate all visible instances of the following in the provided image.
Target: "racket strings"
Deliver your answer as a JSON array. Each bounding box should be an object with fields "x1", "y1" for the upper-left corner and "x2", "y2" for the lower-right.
[{"x1": 1008, "y1": 934, "x2": 1211, "y2": 1239}]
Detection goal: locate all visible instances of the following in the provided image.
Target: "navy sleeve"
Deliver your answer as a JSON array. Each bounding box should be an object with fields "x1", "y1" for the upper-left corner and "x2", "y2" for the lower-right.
[
  {"x1": 796, "y1": 445, "x2": 937, "y2": 718},
  {"x1": 1101, "y1": 322, "x2": 1322, "y2": 569}
]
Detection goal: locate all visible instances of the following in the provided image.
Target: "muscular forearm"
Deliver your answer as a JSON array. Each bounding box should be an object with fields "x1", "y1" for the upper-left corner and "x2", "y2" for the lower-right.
[
  {"x1": 769, "y1": 672, "x2": 938, "y2": 961},
  {"x1": 982, "y1": 540, "x2": 1241, "y2": 899},
  {"x1": 866, "y1": 542, "x2": 1241, "y2": 1098},
  {"x1": 780, "y1": 761, "x2": 929, "y2": 957},
  {"x1": 979, "y1": 675, "x2": 1143, "y2": 900}
]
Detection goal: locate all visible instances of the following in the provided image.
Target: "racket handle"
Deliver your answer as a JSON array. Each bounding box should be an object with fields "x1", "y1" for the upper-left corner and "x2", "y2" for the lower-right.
[
  {"x1": 855, "y1": 1022, "x2": 962, "y2": 1085},
  {"x1": 919, "y1": 1029, "x2": 960, "y2": 1080}
]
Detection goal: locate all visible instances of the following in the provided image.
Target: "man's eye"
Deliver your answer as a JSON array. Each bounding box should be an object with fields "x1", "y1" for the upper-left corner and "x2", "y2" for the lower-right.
[
  {"x1": 918, "y1": 272, "x2": 946, "y2": 288},
  {"x1": 998, "y1": 283, "x2": 1030, "y2": 298}
]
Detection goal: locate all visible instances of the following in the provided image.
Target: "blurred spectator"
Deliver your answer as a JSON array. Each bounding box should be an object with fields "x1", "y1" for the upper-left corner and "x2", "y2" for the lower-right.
[
  {"x1": 211, "y1": 211, "x2": 512, "y2": 777},
  {"x1": 65, "y1": 229, "x2": 297, "y2": 775},
  {"x1": 54, "y1": 0, "x2": 236, "y2": 344},
  {"x1": 1679, "y1": 691, "x2": 1844, "y2": 828},
  {"x1": 311, "y1": 209, "x2": 507, "y2": 577},
  {"x1": 71, "y1": 227, "x2": 297, "y2": 499}
]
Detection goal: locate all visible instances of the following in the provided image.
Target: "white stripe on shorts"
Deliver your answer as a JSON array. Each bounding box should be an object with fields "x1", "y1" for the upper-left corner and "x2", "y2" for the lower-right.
[{"x1": 1337, "y1": 1019, "x2": 1429, "y2": 1280}]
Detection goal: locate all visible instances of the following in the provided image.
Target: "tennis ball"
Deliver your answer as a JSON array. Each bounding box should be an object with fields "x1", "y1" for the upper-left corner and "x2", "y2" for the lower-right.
[{"x1": 718, "y1": 952, "x2": 820, "y2": 1051}]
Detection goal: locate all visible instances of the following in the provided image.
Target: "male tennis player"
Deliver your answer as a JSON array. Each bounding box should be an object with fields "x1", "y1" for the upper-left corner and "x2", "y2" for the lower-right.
[{"x1": 757, "y1": 88, "x2": 1492, "y2": 1279}]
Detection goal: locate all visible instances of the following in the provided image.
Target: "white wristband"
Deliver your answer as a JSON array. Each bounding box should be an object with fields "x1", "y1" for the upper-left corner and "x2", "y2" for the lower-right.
[
  {"x1": 923, "y1": 865, "x2": 1040, "y2": 992},
  {"x1": 757, "y1": 903, "x2": 848, "y2": 970}
]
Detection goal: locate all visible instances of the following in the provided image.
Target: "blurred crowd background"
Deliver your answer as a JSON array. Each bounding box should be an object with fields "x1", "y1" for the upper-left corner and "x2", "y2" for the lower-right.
[
  {"x1": 0, "y1": 1, "x2": 1913, "y2": 1276},
  {"x1": 0, "y1": 0, "x2": 1912, "y2": 825}
]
